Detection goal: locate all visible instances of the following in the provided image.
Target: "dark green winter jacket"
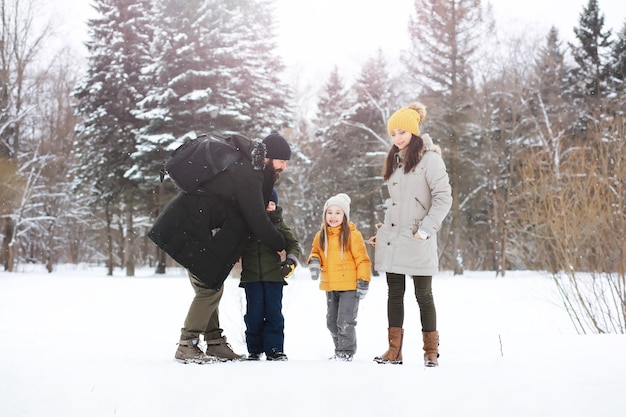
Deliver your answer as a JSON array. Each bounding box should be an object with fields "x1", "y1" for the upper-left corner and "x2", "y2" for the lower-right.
[
  {"x1": 148, "y1": 135, "x2": 286, "y2": 290},
  {"x1": 240, "y1": 206, "x2": 300, "y2": 285}
]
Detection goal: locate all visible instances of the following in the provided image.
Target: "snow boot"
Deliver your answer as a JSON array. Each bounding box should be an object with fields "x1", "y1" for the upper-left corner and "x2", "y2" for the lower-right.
[
  {"x1": 373, "y1": 327, "x2": 403, "y2": 364},
  {"x1": 205, "y1": 336, "x2": 245, "y2": 361},
  {"x1": 423, "y1": 331, "x2": 439, "y2": 367},
  {"x1": 329, "y1": 352, "x2": 353, "y2": 361},
  {"x1": 266, "y1": 352, "x2": 288, "y2": 361},
  {"x1": 247, "y1": 352, "x2": 262, "y2": 361},
  {"x1": 174, "y1": 339, "x2": 219, "y2": 364}
]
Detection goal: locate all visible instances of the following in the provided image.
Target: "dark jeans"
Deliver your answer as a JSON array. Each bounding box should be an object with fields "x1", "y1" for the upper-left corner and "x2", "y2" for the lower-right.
[
  {"x1": 326, "y1": 290, "x2": 360, "y2": 355},
  {"x1": 386, "y1": 273, "x2": 436, "y2": 332},
  {"x1": 242, "y1": 281, "x2": 285, "y2": 355}
]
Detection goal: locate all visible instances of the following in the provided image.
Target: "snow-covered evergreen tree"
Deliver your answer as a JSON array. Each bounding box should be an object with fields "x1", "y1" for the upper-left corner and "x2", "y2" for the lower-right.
[
  {"x1": 72, "y1": 0, "x2": 154, "y2": 275},
  {"x1": 503, "y1": 29, "x2": 569, "y2": 271},
  {"x1": 300, "y1": 67, "x2": 351, "y2": 243},
  {"x1": 347, "y1": 51, "x2": 396, "y2": 271},
  {"x1": 128, "y1": 0, "x2": 292, "y2": 272},
  {"x1": 225, "y1": 0, "x2": 292, "y2": 135},
  {"x1": 299, "y1": 53, "x2": 396, "y2": 260},
  {"x1": 608, "y1": 20, "x2": 626, "y2": 116},
  {"x1": 567, "y1": 0, "x2": 613, "y2": 131},
  {"x1": 468, "y1": 28, "x2": 537, "y2": 273},
  {"x1": 130, "y1": 0, "x2": 218, "y2": 187},
  {"x1": 314, "y1": 67, "x2": 350, "y2": 140},
  {"x1": 534, "y1": 28, "x2": 568, "y2": 111},
  {"x1": 131, "y1": 0, "x2": 292, "y2": 183},
  {"x1": 529, "y1": 26, "x2": 571, "y2": 167},
  {"x1": 351, "y1": 49, "x2": 395, "y2": 148},
  {"x1": 407, "y1": 0, "x2": 486, "y2": 274},
  {"x1": 284, "y1": 67, "x2": 349, "y2": 253}
]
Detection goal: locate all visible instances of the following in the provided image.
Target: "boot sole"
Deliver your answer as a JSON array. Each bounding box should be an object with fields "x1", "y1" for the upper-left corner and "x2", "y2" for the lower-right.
[
  {"x1": 205, "y1": 351, "x2": 246, "y2": 361},
  {"x1": 373, "y1": 358, "x2": 403, "y2": 365},
  {"x1": 174, "y1": 356, "x2": 221, "y2": 364}
]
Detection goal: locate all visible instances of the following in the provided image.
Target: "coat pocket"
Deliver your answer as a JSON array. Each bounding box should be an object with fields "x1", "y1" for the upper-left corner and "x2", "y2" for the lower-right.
[{"x1": 394, "y1": 230, "x2": 437, "y2": 271}]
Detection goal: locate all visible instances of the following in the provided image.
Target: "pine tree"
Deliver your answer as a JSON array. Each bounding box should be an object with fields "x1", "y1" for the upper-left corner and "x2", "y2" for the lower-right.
[
  {"x1": 130, "y1": 0, "x2": 216, "y2": 186},
  {"x1": 315, "y1": 67, "x2": 350, "y2": 136},
  {"x1": 132, "y1": 0, "x2": 292, "y2": 183},
  {"x1": 302, "y1": 55, "x2": 396, "y2": 260},
  {"x1": 351, "y1": 49, "x2": 395, "y2": 147},
  {"x1": 130, "y1": 0, "x2": 233, "y2": 273},
  {"x1": 533, "y1": 28, "x2": 568, "y2": 110},
  {"x1": 348, "y1": 51, "x2": 396, "y2": 270},
  {"x1": 529, "y1": 26, "x2": 572, "y2": 167},
  {"x1": 608, "y1": 20, "x2": 626, "y2": 116},
  {"x1": 567, "y1": 0, "x2": 613, "y2": 127},
  {"x1": 499, "y1": 29, "x2": 570, "y2": 272},
  {"x1": 225, "y1": 0, "x2": 292, "y2": 135},
  {"x1": 304, "y1": 67, "x2": 352, "y2": 241},
  {"x1": 131, "y1": 0, "x2": 291, "y2": 273},
  {"x1": 72, "y1": 0, "x2": 153, "y2": 275},
  {"x1": 406, "y1": 0, "x2": 485, "y2": 274}
]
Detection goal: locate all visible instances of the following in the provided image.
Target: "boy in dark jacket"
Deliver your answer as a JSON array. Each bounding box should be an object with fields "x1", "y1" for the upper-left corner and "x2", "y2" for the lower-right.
[{"x1": 240, "y1": 190, "x2": 300, "y2": 361}]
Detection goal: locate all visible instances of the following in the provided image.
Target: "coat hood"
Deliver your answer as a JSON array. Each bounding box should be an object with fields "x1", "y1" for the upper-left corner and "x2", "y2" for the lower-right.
[
  {"x1": 421, "y1": 134, "x2": 442, "y2": 156},
  {"x1": 230, "y1": 134, "x2": 265, "y2": 171}
]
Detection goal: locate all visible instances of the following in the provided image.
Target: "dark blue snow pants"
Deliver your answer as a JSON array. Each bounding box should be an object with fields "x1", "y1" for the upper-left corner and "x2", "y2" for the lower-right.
[{"x1": 242, "y1": 281, "x2": 285, "y2": 356}]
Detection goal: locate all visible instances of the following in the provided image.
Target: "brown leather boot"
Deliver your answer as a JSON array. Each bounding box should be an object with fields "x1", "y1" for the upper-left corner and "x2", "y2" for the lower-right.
[
  {"x1": 205, "y1": 336, "x2": 246, "y2": 361},
  {"x1": 373, "y1": 327, "x2": 403, "y2": 364},
  {"x1": 423, "y1": 331, "x2": 439, "y2": 367},
  {"x1": 174, "y1": 339, "x2": 219, "y2": 364}
]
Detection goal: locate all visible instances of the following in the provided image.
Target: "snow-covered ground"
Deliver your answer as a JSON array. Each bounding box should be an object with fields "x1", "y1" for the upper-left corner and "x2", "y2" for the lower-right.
[{"x1": 1, "y1": 265, "x2": 624, "y2": 417}]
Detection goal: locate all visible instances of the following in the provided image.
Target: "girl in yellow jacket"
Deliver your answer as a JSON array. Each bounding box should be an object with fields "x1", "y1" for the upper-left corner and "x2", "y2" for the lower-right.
[{"x1": 307, "y1": 193, "x2": 371, "y2": 361}]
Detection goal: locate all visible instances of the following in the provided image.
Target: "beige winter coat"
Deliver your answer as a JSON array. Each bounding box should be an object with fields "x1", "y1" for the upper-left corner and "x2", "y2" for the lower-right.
[{"x1": 374, "y1": 134, "x2": 452, "y2": 276}]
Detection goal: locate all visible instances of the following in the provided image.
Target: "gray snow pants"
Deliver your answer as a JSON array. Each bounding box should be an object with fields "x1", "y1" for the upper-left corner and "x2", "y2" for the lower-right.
[{"x1": 326, "y1": 290, "x2": 360, "y2": 356}]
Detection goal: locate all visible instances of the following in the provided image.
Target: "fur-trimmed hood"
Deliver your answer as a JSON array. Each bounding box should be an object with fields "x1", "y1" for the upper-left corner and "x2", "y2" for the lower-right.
[
  {"x1": 421, "y1": 133, "x2": 442, "y2": 156},
  {"x1": 230, "y1": 135, "x2": 266, "y2": 171},
  {"x1": 249, "y1": 139, "x2": 266, "y2": 171}
]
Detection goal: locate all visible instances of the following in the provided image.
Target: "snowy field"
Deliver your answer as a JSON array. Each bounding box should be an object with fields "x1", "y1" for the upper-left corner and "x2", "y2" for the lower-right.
[{"x1": 1, "y1": 265, "x2": 625, "y2": 417}]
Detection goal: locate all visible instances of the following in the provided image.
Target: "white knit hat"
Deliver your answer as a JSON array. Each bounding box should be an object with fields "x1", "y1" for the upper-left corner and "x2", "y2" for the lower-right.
[{"x1": 323, "y1": 193, "x2": 351, "y2": 221}]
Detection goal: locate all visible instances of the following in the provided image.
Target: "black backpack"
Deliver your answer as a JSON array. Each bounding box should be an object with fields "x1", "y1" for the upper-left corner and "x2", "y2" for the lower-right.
[{"x1": 159, "y1": 132, "x2": 243, "y2": 193}]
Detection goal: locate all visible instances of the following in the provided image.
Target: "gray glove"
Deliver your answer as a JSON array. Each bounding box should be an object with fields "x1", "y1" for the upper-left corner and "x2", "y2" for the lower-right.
[
  {"x1": 309, "y1": 257, "x2": 320, "y2": 280},
  {"x1": 356, "y1": 279, "x2": 369, "y2": 300}
]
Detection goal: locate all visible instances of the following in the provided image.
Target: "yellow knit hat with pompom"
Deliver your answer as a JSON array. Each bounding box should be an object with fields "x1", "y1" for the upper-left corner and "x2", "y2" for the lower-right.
[{"x1": 387, "y1": 103, "x2": 427, "y2": 136}]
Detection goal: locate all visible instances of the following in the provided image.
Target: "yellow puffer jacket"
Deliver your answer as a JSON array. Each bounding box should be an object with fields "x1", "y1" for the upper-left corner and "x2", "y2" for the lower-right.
[{"x1": 308, "y1": 222, "x2": 371, "y2": 291}]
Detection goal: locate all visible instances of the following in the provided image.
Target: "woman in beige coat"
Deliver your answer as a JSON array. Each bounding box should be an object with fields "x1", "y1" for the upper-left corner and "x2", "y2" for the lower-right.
[{"x1": 369, "y1": 103, "x2": 452, "y2": 366}]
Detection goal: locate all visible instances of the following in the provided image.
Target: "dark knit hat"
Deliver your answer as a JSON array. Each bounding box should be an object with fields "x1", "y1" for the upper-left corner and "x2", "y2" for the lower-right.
[{"x1": 262, "y1": 132, "x2": 291, "y2": 160}]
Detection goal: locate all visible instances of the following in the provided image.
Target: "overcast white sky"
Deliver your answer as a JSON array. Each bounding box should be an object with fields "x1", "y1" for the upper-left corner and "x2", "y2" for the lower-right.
[
  {"x1": 273, "y1": 0, "x2": 626, "y2": 78},
  {"x1": 46, "y1": 0, "x2": 626, "y2": 81}
]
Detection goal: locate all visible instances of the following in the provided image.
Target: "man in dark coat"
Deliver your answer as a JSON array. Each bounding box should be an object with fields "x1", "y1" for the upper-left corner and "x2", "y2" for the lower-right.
[{"x1": 149, "y1": 132, "x2": 292, "y2": 364}]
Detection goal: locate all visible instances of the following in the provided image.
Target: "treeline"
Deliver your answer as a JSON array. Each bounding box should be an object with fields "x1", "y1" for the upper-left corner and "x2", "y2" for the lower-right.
[{"x1": 1, "y1": 0, "x2": 624, "y2": 278}]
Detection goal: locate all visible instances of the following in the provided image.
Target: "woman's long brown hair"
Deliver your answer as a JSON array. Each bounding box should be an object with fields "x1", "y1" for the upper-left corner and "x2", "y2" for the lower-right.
[{"x1": 382, "y1": 134, "x2": 424, "y2": 180}]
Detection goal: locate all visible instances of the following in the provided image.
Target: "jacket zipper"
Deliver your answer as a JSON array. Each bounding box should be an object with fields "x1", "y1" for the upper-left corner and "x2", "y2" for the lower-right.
[{"x1": 257, "y1": 241, "x2": 263, "y2": 280}]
